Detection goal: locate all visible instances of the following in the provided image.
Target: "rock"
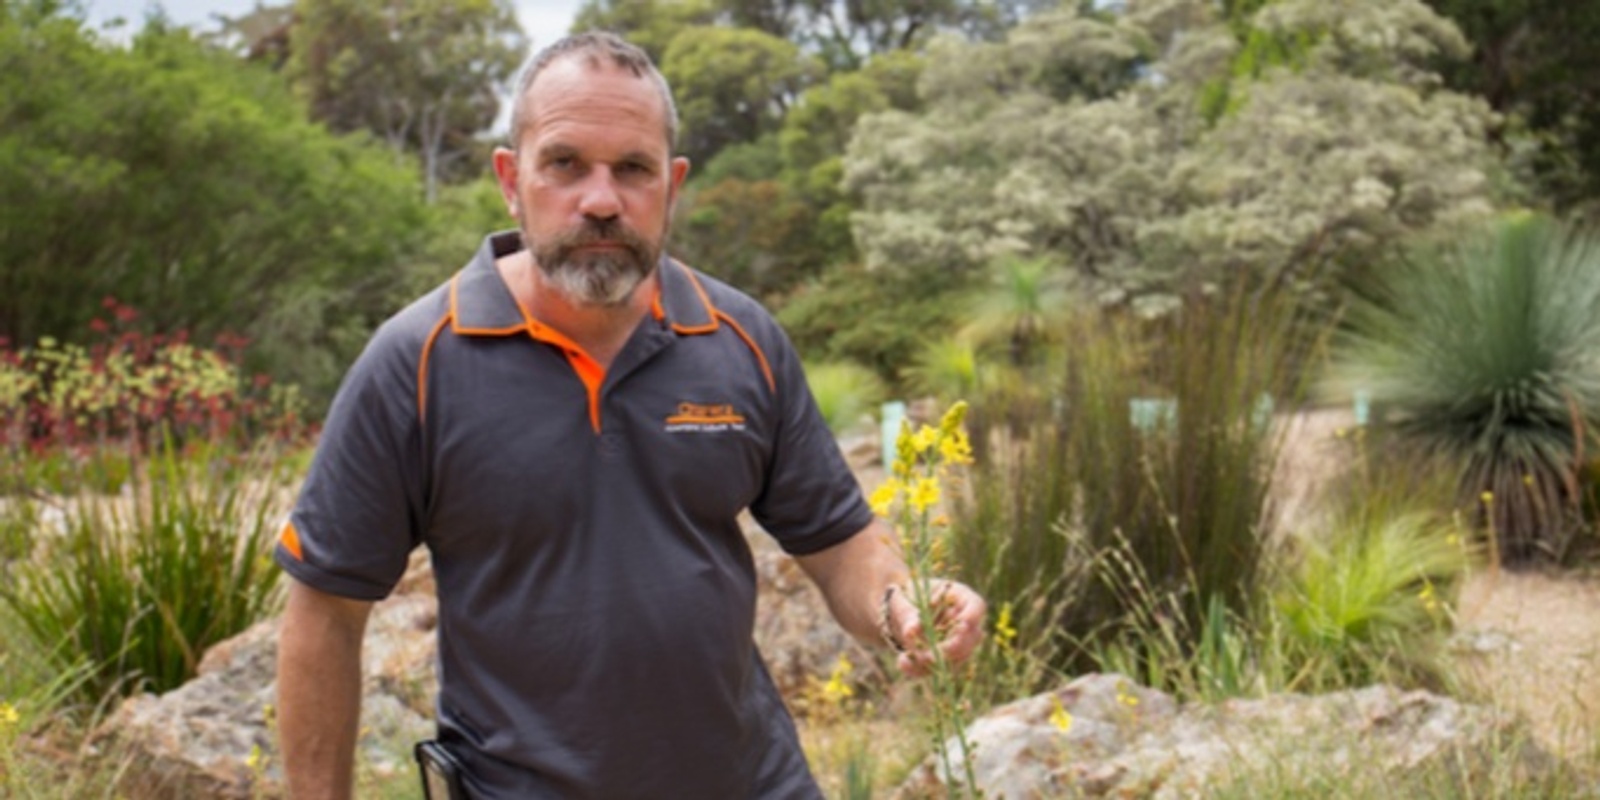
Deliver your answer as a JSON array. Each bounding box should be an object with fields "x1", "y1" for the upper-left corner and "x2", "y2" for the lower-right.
[
  {"x1": 893, "y1": 673, "x2": 1556, "y2": 799},
  {"x1": 96, "y1": 556, "x2": 439, "y2": 800},
  {"x1": 93, "y1": 539, "x2": 872, "y2": 798},
  {"x1": 753, "y1": 548, "x2": 880, "y2": 702}
]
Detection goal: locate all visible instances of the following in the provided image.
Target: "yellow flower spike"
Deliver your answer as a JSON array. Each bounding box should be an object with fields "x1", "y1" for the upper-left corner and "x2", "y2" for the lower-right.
[
  {"x1": 938, "y1": 401, "x2": 969, "y2": 435},
  {"x1": 893, "y1": 423, "x2": 918, "y2": 479},
  {"x1": 939, "y1": 428, "x2": 973, "y2": 466},
  {"x1": 870, "y1": 479, "x2": 903, "y2": 517},
  {"x1": 909, "y1": 476, "x2": 941, "y2": 513},
  {"x1": 1049, "y1": 695, "x2": 1073, "y2": 733},
  {"x1": 911, "y1": 425, "x2": 939, "y2": 456},
  {"x1": 1481, "y1": 491, "x2": 1494, "y2": 504},
  {"x1": 247, "y1": 744, "x2": 264, "y2": 770},
  {"x1": 994, "y1": 602, "x2": 1018, "y2": 649}
]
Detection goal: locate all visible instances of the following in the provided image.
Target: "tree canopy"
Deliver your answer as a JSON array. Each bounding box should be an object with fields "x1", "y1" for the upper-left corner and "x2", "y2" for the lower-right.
[
  {"x1": 0, "y1": 9, "x2": 435, "y2": 402},
  {"x1": 286, "y1": 0, "x2": 526, "y2": 202},
  {"x1": 840, "y1": 0, "x2": 1501, "y2": 316}
]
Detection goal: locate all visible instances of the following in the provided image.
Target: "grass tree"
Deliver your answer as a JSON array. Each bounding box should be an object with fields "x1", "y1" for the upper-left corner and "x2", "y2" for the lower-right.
[{"x1": 1333, "y1": 213, "x2": 1600, "y2": 563}]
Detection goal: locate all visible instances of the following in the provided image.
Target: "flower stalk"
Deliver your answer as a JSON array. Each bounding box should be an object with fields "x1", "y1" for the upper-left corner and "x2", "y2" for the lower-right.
[{"x1": 874, "y1": 401, "x2": 982, "y2": 797}]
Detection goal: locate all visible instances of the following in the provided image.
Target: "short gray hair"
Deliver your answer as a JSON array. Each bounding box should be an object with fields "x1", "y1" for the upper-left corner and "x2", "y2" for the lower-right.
[{"x1": 507, "y1": 31, "x2": 679, "y2": 152}]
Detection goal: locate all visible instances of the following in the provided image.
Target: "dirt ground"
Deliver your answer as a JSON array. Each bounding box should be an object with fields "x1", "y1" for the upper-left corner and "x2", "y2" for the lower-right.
[{"x1": 1455, "y1": 569, "x2": 1600, "y2": 759}]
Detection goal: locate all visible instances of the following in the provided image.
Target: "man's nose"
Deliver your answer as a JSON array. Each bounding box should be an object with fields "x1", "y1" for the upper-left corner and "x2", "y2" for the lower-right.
[{"x1": 577, "y1": 167, "x2": 623, "y2": 221}]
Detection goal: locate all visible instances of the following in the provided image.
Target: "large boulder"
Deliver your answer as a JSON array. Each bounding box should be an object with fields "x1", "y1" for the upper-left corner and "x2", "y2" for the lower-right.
[
  {"x1": 893, "y1": 673, "x2": 1556, "y2": 799},
  {"x1": 92, "y1": 541, "x2": 869, "y2": 798},
  {"x1": 95, "y1": 587, "x2": 438, "y2": 800}
]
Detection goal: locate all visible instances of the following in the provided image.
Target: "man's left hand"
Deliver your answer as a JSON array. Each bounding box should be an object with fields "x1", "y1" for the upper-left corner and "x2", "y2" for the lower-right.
[{"x1": 881, "y1": 579, "x2": 987, "y2": 678}]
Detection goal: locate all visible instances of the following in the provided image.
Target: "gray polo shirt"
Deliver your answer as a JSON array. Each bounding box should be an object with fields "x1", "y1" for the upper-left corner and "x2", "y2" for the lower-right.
[{"x1": 276, "y1": 232, "x2": 872, "y2": 799}]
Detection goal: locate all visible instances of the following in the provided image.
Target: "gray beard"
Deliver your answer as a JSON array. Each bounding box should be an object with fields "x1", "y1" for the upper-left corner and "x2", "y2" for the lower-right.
[
  {"x1": 524, "y1": 216, "x2": 663, "y2": 308},
  {"x1": 539, "y1": 249, "x2": 653, "y2": 307}
]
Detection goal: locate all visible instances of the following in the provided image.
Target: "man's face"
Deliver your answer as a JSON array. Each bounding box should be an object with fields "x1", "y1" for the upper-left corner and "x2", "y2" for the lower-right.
[{"x1": 493, "y1": 59, "x2": 689, "y2": 307}]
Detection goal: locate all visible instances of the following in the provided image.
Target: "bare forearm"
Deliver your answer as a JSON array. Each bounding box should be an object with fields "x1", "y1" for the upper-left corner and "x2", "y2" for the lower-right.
[
  {"x1": 277, "y1": 581, "x2": 371, "y2": 800},
  {"x1": 796, "y1": 519, "x2": 908, "y2": 646}
]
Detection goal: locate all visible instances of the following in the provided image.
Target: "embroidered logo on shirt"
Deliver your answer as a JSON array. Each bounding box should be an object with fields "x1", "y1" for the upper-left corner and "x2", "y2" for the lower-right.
[{"x1": 665, "y1": 401, "x2": 746, "y2": 433}]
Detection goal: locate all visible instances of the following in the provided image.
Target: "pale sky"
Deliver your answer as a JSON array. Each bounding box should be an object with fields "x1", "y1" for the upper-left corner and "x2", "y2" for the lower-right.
[{"x1": 81, "y1": 0, "x2": 585, "y2": 53}]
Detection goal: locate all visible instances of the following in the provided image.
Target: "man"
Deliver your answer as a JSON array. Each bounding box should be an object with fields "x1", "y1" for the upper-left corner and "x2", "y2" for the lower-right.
[{"x1": 274, "y1": 32, "x2": 985, "y2": 800}]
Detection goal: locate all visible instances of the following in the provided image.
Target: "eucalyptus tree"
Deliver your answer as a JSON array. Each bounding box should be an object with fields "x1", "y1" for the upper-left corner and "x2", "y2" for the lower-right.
[{"x1": 287, "y1": 0, "x2": 526, "y2": 202}]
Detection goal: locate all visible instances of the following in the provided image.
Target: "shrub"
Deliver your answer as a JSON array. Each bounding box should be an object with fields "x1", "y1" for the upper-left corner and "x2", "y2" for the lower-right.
[
  {"x1": 1332, "y1": 213, "x2": 1600, "y2": 563},
  {"x1": 0, "y1": 441, "x2": 292, "y2": 705},
  {"x1": 951, "y1": 282, "x2": 1323, "y2": 694},
  {"x1": 804, "y1": 360, "x2": 888, "y2": 434},
  {"x1": 0, "y1": 300, "x2": 307, "y2": 495}
]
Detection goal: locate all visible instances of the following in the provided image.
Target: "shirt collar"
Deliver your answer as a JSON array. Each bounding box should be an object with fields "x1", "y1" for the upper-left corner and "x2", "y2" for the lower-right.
[{"x1": 450, "y1": 231, "x2": 720, "y2": 337}]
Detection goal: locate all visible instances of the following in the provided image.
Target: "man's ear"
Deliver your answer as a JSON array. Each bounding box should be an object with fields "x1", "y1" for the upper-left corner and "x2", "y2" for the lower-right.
[
  {"x1": 668, "y1": 155, "x2": 690, "y2": 203},
  {"x1": 492, "y1": 147, "x2": 520, "y2": 216}
]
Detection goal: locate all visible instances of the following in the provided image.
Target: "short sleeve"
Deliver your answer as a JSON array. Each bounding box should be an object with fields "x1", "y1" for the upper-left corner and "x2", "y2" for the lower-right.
[
  {"x1": 275, "y1": 320, "x2": 429, "y2": 600},
  {"x1": 748, "y1": 322, "x2": 874, "y2": 556}
]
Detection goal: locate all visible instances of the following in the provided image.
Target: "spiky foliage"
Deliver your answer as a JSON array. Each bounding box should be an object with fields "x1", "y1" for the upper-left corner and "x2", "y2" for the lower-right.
[
  {"x1": 959, "y1": 256, "x2": 1073, "y2": 368},
  {"x1": 903, "y1": 335, "x2": 980, "y2": 405},
  {"x1": 803, "y1": 360, "x2": 887, "y2": 434},
  {"x1": 1273, "y1": 511, "x2": 1466, "y2": 692},
  {"x1": 952, "y1": 283, "x2": 1324, "y2": 689},
  {"x1": 1, "y1": 442, "x2": 290, "y2": 705},
  {"x1": 1333, "y1": 213, "x2": 1600, "y2": 563}
]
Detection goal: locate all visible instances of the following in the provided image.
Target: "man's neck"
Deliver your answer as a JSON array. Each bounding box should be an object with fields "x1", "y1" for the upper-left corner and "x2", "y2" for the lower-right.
[{"x1": 495, "y1": 250, "x2": 655, "y2": 369}]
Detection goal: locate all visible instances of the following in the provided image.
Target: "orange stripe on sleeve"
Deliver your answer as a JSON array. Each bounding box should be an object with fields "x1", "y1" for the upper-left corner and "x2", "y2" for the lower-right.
[{"x1": 280, "y1": 520, "x2": 304, "y2": 561}]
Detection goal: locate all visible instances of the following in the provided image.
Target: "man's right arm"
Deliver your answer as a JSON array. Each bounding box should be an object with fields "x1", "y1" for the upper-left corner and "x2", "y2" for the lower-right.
[{"x1": 277, "y1": 578, "x2": 374, "y2": 800}]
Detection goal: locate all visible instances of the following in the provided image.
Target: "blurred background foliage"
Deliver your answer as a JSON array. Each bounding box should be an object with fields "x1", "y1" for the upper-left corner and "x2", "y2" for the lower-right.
[{"x1": 4, "y1": 0, "x2": 1598, "y2": 414}]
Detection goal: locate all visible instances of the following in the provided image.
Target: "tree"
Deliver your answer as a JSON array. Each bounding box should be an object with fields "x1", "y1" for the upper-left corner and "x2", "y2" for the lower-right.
[
  {"x1": 841, "y1": 0, "x2": 1503, "y2": 317},
  {"x1": 671, "y1": 48, "x2": 923, "y2": 298},
  {"x1": 660, "y1": 24, "x2": 818, "y2": 166},
  {"x1": 1420, "y1": 0, "x2": 1600, "y2": 210},
  {"x1": 0, "y1": 11, "x2": 432, "y2": 405},
  {"x1": 571, "y1": 0, "x2": 718, "y2": 63},
  {"x1": 287, "y1": 0, "x2": 526, "y2": 202}
]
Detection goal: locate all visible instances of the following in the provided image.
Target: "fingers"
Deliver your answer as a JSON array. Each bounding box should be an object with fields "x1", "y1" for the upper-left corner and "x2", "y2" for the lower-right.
[{"x1": 889, "y1": 579, "x2": 987, "y2": 678}]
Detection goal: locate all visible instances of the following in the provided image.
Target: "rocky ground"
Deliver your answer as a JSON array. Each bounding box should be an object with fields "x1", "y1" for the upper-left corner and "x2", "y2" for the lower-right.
[{"x1": 1455, "y1": 569, "x2": 1600, "y2": 759}]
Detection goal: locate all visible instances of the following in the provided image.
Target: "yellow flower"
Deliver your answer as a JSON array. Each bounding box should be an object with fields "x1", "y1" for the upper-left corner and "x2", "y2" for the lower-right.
[
  {"x1": 0, "y1": 701, "x2": 19, "y2": 726},
  {"x1": 870, "y1": 479, "x2": 902, "y2": 516},
  {"x1": 246, "y1": 744, "x2": 264, "y2": 770},
  {"x1": 821, "y1": 654, "x2": 855, "y2": 704},
  {"x1": 893, "y1": 424, "x2": 918, "y2": 479},
  {"x1": 909, "y1": 476, "x2": 941, "y2": 513},
  {"x1": 938, "y1": 401, "x2": 969, "y2": 435},
  {"x1": 1049, "y1": 695, "x2": 1073, "y2": 733},
  {"x1": 1419, "y1": 581, "x2": 1442, "y2": 614},
  {"x1": 994, "y1": 602, "x2": 1018, "y2": 650},
  {"x1": 1116, "y1": 682, "x2": 1140, "y2": 707},
  {"x1": 911, "y1": 425, "x2": 938, "y2": 456},
  {"x1": 1481, "y1": 491, "x2": 1494, "y2": 504},
  {"x1": 939, "y1": 428, "x2": 973, "y2": 466}
]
